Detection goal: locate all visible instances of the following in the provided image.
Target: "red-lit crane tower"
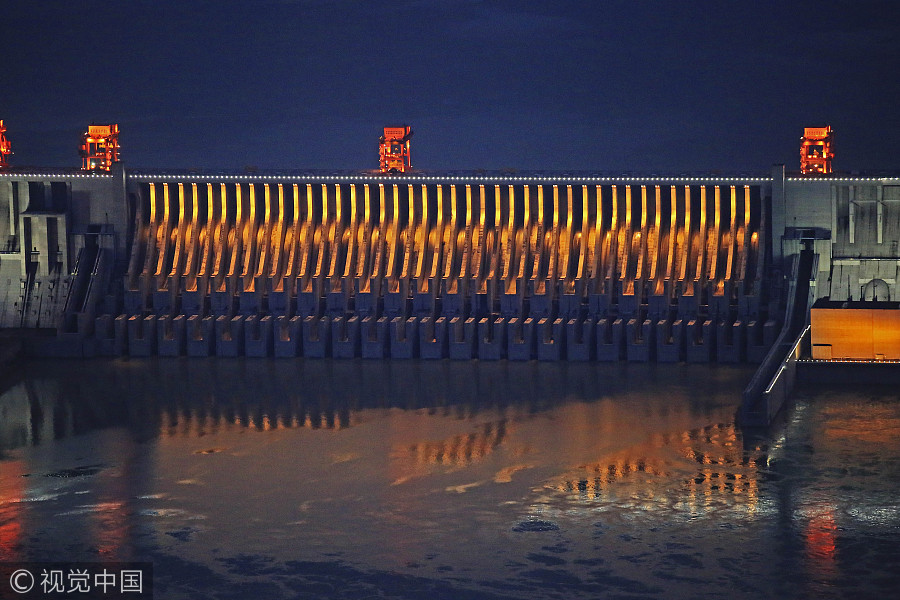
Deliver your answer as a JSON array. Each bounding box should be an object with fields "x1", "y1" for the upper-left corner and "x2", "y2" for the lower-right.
[
  {"x1": 80, "y1": 124, "x2": 120, "y2": 171},
  {"x1": 0, "y1": 120, "x2": 11, "y2": 168},
  {"x1": 800, "y1": 126, "x2": 834, "y2": 174},
  {"x1": 379, "y1": 126, "x2": 412, "y2": 173}
]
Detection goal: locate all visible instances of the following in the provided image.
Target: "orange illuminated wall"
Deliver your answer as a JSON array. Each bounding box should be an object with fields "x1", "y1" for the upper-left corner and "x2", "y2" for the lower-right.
[
  {"x1": 379, "y1": 126, "x2": 412, "y2": 173},
  {"x1": 800, "y1": 126, "x2": 834, "y2": 174},
  {"x1": 80, "y1": 123, "x2": 120, "y2": 171},
  {"x1": 811, "y1": 307, "x2": 900, "y2": 360},
  {"x1": 0, "y1": 120, "x2": 11, "y2": 167}
]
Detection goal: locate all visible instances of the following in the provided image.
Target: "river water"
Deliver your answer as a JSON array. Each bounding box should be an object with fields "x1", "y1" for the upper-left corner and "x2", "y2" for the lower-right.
[{"x1": 0, "y1": 358, "x2": 898, "y2": 599}]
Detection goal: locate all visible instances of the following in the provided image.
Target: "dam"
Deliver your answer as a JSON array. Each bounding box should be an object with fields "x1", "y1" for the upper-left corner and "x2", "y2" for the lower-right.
[
  {"x1": 1, "y1": 124, "x2": 899, "y2": 424},
  {"x1": 0, "y1": 168, "x2": 772, "y2": 361}
]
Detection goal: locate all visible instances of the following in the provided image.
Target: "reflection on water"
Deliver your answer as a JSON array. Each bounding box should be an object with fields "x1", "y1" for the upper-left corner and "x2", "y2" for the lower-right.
[
  {"x1": 392, "y1": 419, "x2": 510, "y2": 486},
  {"x1": 552, "y1": 422, "x2": 764, "y2": 519},
  {"x1": 0, "y1": 359, "x2": 747, "y2": 448},
  {"x1": 1, "y1": 359, "x2": 899, "y2": 599}
]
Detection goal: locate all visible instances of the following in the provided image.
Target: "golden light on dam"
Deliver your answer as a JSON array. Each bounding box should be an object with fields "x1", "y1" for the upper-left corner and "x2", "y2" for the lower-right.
[
  {"x1": 117, "y1": 177, "x2": 765, "y2": 361},
  {"x1": 131, "y1": 180, "x2": 761, "y2": 302}
]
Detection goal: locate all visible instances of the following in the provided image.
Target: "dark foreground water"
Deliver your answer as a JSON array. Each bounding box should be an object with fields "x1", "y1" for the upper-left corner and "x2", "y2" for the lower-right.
[{"x1": 0, "y1": 358, "x2": 898, "y2": 599}]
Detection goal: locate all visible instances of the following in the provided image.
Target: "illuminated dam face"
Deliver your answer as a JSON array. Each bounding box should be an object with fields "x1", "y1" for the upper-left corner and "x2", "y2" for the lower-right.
[
  {"x1": 2, "y1": 166, "x2": 895, "y2": 361},
  {"x1": 117, "y1": 174, "x2": 767, "y2": 361}
]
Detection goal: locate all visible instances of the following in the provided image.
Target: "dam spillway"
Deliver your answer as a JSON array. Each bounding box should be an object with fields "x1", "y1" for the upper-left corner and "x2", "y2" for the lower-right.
[
  {"x1": 0, "y1": 169, "x2": 778, "y2": 361},
  {"x1": 118, "y1": 174, "x2": 768, "y2": 360}
]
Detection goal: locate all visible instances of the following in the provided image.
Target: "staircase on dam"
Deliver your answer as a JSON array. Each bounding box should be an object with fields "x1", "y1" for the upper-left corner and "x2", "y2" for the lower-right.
[{"x1": 73, "y1": 176, "x2": 777, "y2": 360}]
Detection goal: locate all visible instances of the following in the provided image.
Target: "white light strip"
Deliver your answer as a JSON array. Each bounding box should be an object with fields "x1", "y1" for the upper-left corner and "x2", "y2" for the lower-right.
[
  {"x1": 124, "y1": 173, "x2": 774, "y2": 184},
  {"x1": 764, "y1": 325, "x2": 810, "y2": 395},
  {"x1": 0, "y1": 172, "x2": 114, "y2": 179},
  {"x1": 786, "y1": 177, "x2": 900, "y2": 182}
]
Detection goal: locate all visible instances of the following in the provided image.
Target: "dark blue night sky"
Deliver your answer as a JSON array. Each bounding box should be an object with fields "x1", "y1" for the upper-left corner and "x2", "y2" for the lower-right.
[{"x1": 3, "y1": 0, "x2": 898, "y2": 172}]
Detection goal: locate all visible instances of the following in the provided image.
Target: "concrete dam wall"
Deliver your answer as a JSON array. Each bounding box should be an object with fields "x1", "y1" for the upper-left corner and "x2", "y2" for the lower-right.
[{"x1": 110, "y1": 174, "x2": 773, "y2": 360}]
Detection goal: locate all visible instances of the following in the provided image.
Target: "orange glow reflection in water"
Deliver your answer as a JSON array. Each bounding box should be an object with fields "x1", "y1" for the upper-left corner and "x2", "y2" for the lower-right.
[
  {"x1": 390, "y1": 419, "x2": 510, "y2": 485},
  {"x1": 0, "y1": 460, "x2": 26, "y2": 561},
  {"x1": 804, "y1": 507, "x2": 837, "y2": 583},
  {"x1": 84, "y1": 439, "x2": 138, "y2": 561},
  {"x1": 550, "y1": 422, "x2": 764, "y2": 519}
]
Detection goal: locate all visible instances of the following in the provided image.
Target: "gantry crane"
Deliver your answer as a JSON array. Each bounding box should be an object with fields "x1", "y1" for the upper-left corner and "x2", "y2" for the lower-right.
[
  {"x1": 379, "y1": 126, "x2": 412, "y2": 173},
  {"x1": 0, "y1": 120, "x2": 11, "y2": 168},
  {"x1": 80, "y1": 124, "x2": 120, "y2": 171},
  {"x1": 800, "y1": 126, "x2": 834, "y2": 174}
]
